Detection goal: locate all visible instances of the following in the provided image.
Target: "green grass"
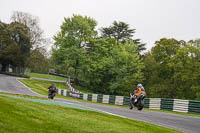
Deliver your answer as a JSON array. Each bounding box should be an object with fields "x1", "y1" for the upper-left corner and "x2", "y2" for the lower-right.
[
  {"x1": 0, "y1": 91, "x2": 49, "y2": 100},
  {"x1": 18, "y1": 79, "x2": 69, "y2": 95},
  {"x1": 30, "y1": 72, "x2": 67, "y2": 81},
  {"x1": 29, "y1": 73, "x2": 94, "y2": 93},
  {"x1": 21, "y1": 76, "x2": 95, "y2": 94},
  {"x1": 18, "y1": 79, "x2": 200, "y2": 118},
  {"x1": 0, "y1": 95, "x2": 182, "y2": 133}
]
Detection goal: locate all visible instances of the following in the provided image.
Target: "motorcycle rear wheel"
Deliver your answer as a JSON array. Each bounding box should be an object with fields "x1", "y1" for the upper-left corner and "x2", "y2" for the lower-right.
[{"x1": 137, "y1": 99, "x2": 144, "y2": 110}]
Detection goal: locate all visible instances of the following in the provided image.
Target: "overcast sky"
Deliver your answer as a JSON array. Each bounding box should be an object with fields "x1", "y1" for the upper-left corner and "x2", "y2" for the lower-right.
[{"x1": 1, "y1": 0, "x2": 200, "y2": 51}]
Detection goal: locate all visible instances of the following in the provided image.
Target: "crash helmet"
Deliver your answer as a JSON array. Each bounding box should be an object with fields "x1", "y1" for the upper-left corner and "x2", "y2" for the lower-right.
[
  {"x1": 52, "y1": 83, "x2": 55, "y2": 88},
  {"x1": 137, "y1": 83, "x2": 143, "y2": 89}
]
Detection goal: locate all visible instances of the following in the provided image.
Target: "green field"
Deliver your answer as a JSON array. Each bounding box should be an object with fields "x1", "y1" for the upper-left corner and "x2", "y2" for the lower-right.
[
  {"x1": 30, "y1": 72, "x2": 67, "y2": 81},
  {"x1": 0, "y1": 94, "x2": 182, "y2": 133}
]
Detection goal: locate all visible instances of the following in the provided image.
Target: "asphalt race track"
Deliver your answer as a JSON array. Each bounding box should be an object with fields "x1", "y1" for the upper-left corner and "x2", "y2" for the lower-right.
[{"x1": 0, "y1": 74, "x2": 200, "y2": 133}]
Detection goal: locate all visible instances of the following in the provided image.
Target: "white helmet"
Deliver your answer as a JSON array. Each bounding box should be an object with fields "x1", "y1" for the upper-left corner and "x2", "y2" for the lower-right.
[{"x1": 137, "y1": 83, "x2": 143, "y2": 89}]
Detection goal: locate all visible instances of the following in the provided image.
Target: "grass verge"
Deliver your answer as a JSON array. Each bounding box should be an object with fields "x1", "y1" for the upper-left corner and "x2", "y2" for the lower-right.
[
  {"x1": 30, "y1": 72, "x2": 67, "y2": 81},
  {"x1": 0, "y1": 94, "x2": 182, "y2": 133},
  {"x1": 0, "y1": 91, "x2": 48, "y2": 100},
  {"x1": 29, "y1": 73, "x2": 94, "y2": 94},
  {"x1": 18, "y1": 79, "x2": 69, "y2": 95}
]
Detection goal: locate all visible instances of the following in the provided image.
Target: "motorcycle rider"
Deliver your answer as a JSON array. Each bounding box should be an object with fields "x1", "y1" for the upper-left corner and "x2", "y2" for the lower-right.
[
  {"x1": 48, "y1": 83, "x2": 57, "y2": 99},
  {"x1": 132, "y1": 83, "x2": 146, "y2": 103}
]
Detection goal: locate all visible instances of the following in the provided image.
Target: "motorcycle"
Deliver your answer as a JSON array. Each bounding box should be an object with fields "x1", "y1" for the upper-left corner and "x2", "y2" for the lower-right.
[
  {"x1": 129, "y1": 93, "x2": 145, "y2": 110},
  {"x1": 48, "y1": 88, "x2": 56, "y2": 99}
]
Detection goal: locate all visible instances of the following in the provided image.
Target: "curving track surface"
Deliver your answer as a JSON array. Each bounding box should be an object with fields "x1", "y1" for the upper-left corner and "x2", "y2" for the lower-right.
[{"x1": 0, "y1": 74, "x2": 200, "y2": 133}]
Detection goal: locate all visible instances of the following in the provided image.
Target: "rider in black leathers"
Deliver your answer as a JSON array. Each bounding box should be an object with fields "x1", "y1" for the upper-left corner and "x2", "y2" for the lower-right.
[{"x1": 48, "y1": 83, "x2": 56, "y2": 99}]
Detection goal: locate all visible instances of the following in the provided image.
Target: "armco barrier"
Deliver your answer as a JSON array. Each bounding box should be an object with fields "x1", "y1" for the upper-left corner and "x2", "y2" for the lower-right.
[
  {"x1": 97, "y1": 94, "x2": 103, "y2": 103},
  {"x1": 115, "y1": 96, "x2": 124, "y2": 105},
  {"x1": 123, "y1": 96, "x2": 130, "y2": 106},
  {"x1": 149, "y1": 98, "x2": 161, "y2": 110},
  {"x1": 109, "y1": 95, "x2": 116, "y2": 104},
  {"x1": 87, "y1": 94, "x2": 92, "y2": 101},
  {"x1": 173, "y1": 99, "x2": 189, "y2": 113},
  {"x1": 188, "y1": 100, "x2": 200, "y2": 114},
  {"x1": 103, "y1": 95, "x2": 109, "y2": 104},
  {"x1": 56, "y1": 88, "x2": 200, "y2": 115},
  {"x1": 144, "y1": 98, "x2": 150, "y2": 108},
  {"x1": 161, "y1": 98, "x2": 174, "y2": 111}
]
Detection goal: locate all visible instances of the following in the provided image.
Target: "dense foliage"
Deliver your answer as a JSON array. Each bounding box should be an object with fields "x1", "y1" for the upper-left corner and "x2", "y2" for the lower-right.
[
  {"x1": 0, "y1": 21, "x2": 31, "y2": 72},
  {"x1": 11, "y1": 11, "x2": 52, "y2": 73},
  {"x1": 0, "y1": 11, "x2": 51, "y2": 73},
  {"x1": 144, "y1": 38, "x2": 200, "y2": 100},
  {"x1": 52, "y1": 15, "x2": 144, "y2": 95},
  {"x1": 100, "y1": 21, "x2": 146, "y2": 53}
]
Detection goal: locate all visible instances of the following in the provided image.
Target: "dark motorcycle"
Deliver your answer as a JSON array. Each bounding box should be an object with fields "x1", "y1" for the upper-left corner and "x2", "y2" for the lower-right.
[
  {"x1": 48, "y1": 88, "x2": 56, "y2": 99},
  {"x1": 129, "y1": 93, "x2": 145, "y2": 110}
]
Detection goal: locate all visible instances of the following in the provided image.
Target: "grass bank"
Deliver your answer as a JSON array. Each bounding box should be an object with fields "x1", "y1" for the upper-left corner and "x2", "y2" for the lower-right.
[
  {"x1": 19, "y1": 77, "x2": 94, "y2": 94},
  {"x1": 30, "y1": 72, "x2": 66, "y2": 81},
  {"x1": 0, "y1": 94, "x2": 182, "y2": 133},
  {"x1": 18, "y1": 79, "x2": 68, "y2": 95},
  {"x1": 29, "y1": 73, "x2": 93, "y2": 93}
]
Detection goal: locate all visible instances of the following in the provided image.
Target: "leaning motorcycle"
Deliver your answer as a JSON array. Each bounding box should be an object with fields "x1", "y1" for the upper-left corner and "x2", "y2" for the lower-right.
[
  {"x1": 48, "y1": 88, "x2": 56, "y2": 99},
  {"x1": 129, "y1": 93, "x2": 145, "y2": 110}
]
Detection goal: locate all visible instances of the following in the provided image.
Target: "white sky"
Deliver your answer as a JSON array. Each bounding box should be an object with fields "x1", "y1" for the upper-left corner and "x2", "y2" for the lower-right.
[{"x1": 1, "y1": 0, "x2": 200, "y2": 51}]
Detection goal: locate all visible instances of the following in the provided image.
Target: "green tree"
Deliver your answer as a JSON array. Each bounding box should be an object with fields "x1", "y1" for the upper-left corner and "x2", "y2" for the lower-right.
[
  {"x1": 100, "y1": 21, "x2": 135, "y2": 42},
  {"x1": 79, "y1": 38, "x2": 144, "y2": 95},
  {"x1": 11, "y1": 11, "x2": 52, "y2": 73},
  {"x1": 52, "y1": 15, "x2": 97, "y2": 83},
  {"x1": 26, "y1": 48, "x2": 51, "y2": 73},
  {"x1": 0, "y1": 21, "x2": 13, "y2": 71},
  {"x1": 100, "y1": 21, "x2": 146, "y2": 53},
  {"x1": 143, "y1": 52, "x2": 160, "y2": 97},
  {"x1": 144, "y1": 38, "x2": 200, "y2": 100},
  {"x1": 0, "y1": 21, "x2": 31, "y2": 72},
  {"x1": 107, "y1": 40, "x2": 144, "y2": 95},
  {"x1": 173, "y1": 40, "x2": 200, "y2": 99},
  {"x1": 146, "y1": 38, "x2": 184, "y2": 98}
]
